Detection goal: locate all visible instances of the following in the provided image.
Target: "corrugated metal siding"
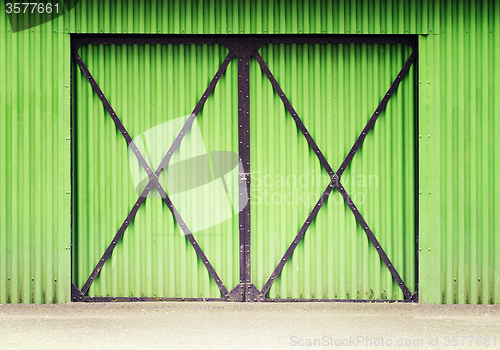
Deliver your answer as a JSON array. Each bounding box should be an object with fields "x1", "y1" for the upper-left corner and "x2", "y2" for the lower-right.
[
  {"x1": 419, "y1": 0, "x2": 500, "y2": 304},
  {"x1": 16, "y1": 0, "x2": 439, "y2": 35},
  {"x1": 73, "y1": 44, "x2": 239, "y2": 297},
  {"x1": 0, "y1": 0, "x2": 499, "y2": 304},
  {"x1": 0, "y1": 30, "x2": 71, "y2": 303},
  {"x1": 250, "y1": 43, "x2": 415, "y2": 299}
]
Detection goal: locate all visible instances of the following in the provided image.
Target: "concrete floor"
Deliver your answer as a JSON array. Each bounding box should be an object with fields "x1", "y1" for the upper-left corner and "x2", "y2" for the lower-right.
[{"x1": 0, "y1": 302, "x2": 499, "y2": 350}]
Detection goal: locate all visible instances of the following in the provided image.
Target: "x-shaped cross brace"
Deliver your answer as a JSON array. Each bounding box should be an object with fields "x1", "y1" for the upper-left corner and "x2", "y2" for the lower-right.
[
  {"x1": 254, "y1": 50, "x2": 417, "y2": 301},
  {"x1": 71, "y1": 47, "x2": 235, "y2": 299}
]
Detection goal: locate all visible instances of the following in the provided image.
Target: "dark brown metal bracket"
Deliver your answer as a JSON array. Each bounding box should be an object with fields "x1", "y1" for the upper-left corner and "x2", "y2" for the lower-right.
[
  {"x1": 227, "y1": 283, "x2": 265, "y2": 302},
  {"x1": 71, "y1": 283, "x2": 84, "y2": 302},
  {"x1": 72, "y1": 42, "x2": 234, "y2": 299}
]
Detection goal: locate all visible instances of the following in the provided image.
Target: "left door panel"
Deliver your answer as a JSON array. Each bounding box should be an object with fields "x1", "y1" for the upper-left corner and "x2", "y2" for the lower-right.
[{"x1": 72, "y1": 43, "x2": 239, "y2": 299}]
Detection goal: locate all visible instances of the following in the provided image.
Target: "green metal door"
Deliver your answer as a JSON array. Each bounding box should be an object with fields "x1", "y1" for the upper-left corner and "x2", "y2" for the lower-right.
[
  {"x1": 72, "y1": 39, "x2": 240, "y2": 300},
  {"x1": 71, "y1": 36, "x2": 416, "y2": 302},
  {"x1": 250, "y1": 41, "x2": 417, "y2": 301}
]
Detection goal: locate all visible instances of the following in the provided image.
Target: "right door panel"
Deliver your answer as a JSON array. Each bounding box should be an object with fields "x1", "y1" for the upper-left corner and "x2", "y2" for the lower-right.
[{"x1": 250, "y1": 42, "x2": 416, "y2": 300}]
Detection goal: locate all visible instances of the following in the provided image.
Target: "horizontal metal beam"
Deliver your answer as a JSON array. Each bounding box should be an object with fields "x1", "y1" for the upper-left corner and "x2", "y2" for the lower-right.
[
  {"x1": 264, "y1": 298, "x2": 413, "y2": 303},
  {"x1": 78, "y1": 297, "x2": 227, "y2": 302},
  {"x1": 75, "y1": 296, "x2": 412, "y2": 303},
  {"x1": 72, "y1": 34, "x2": 417, "y2": 51}
]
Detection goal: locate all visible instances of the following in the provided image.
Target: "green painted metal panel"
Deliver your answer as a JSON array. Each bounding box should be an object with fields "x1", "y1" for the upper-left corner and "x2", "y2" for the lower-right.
[
  {"x1": 1, "y1": 0, "x2": 438, "y2": 35},
  {"x1": 418, "y1": 0, "x2": 500, "y2": 304},
  {"x1": 0, "y1": 0, "x2": 499, "y2": 304},
  {"x1": 0, "y1": 31, "x2": 71, "y2": 303},
  {"x1": 250, "y1": 43, "x2": 416, "y2": 299},
  {"x1": 72, "y1": 43, "x2": 239, "y2": 297}
]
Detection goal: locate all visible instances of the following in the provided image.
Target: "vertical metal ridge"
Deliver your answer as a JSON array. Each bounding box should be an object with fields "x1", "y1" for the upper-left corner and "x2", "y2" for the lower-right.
[{"x1": 0, "y1": 19, "x2": 8, "y2": 303}]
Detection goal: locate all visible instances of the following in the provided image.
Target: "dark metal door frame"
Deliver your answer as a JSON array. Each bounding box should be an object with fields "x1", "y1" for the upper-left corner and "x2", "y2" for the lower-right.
[{"x1": 71, "y1": 34, "x2": 418, "y2": 303}]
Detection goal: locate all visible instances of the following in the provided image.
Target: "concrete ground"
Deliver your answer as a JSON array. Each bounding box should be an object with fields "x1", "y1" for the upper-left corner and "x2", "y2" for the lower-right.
[{"x1": 0, "y1": 302, "x2": 499, "y2": 350}]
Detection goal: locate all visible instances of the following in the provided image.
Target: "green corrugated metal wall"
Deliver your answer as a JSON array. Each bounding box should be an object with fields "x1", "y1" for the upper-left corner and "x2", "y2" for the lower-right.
[
  {"x1": 4, "y1": 0, "x2": 439, "y2": 35},
  {"x1": 419, "y1": 2, "x2": 500, "y2": 304},
  {"x1": 0, "y1": 29, "x2": 71, "y2": 303},
  {"x1": 0, "y1": 0, "x2": 499, "y2": 304}
]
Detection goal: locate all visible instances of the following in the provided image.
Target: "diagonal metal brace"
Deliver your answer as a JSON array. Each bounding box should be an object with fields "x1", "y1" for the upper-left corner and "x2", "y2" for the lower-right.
[
  {"x1": 334, "y1": 177, "x2": 412, "y2": 300},
  {"x1": 257, "y1": 49, "x2": 416, "y2": 300},
  {"x1": 260, "y1": 180, "x2": 335, "y2": 297},
  {"x1": 336, "y1": 51, "x2": 416, "y2": 178},
  {"x1": 253, "y1": 52, "x2": 335, "y2": 178}
]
